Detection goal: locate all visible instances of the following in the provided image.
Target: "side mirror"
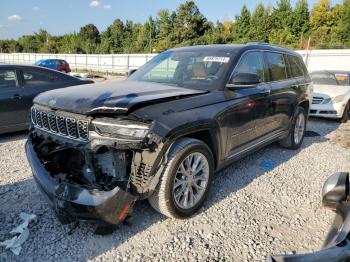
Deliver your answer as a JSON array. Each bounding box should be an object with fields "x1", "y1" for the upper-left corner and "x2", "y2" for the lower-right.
[
  {"x1": 322, "y1": 172, "x2": 349, "y2": 208},
  {"x1": 127, "y1": 69, "x2": 137, "y2": 77},
  {"x1": 227, "y1": 73, "x2": 260, "y2": 89}
]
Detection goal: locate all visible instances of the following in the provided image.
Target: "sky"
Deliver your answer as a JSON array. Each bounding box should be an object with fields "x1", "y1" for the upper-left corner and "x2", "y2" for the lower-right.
[{"x1": 0, "y1": 0, "x2": 342, "y2": 40}]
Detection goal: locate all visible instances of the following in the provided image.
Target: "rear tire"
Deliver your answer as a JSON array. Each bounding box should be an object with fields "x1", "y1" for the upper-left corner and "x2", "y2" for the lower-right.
[
  {"x1": 339, "y1": 102, "x2": 349, "y2": 123},
  {"x1": 279, "y1": 107, "x2": 307, "y2": 149},
  {"x1": 148, "y1": 138, "x2": 214, "y2": 219}
]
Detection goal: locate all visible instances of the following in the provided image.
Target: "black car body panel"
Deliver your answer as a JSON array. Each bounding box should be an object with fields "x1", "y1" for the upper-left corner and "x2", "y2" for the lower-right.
[
  {"x1": 34, "y1": 80, "x2": 208, "y2": 115},
  {"x1": 26, "y1": 44, "x2": 313, "y2": 225},
  {"x1": 0, "y1": 65, "x2": 93, "y2": 134}
]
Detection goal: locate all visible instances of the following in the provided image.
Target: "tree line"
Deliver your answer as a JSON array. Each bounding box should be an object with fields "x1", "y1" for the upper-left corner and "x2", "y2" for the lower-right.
[{"x1": 1, "y1": 0, "x2": 350, "y2": 54}]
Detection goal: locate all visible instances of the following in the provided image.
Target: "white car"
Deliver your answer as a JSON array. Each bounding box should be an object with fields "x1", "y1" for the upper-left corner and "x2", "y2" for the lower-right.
[{"x1": 310, "y1": 70, "x2": 350, "y2": 123}]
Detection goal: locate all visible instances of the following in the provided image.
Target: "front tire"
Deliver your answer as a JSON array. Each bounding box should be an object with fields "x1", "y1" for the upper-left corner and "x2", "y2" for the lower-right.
[
  {"x1": 148, "y1": 138, "x2": 214, "y2": 218},
  {"x1": 339, "y1": 102, "x2": 349, "y2": 123},
  {"x1": 279, "y1": 107, "x2": 307, "y2": 149}
]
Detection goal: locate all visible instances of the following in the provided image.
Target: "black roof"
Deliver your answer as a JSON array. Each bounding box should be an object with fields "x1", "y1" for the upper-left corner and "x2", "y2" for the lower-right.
[
  {"x1": 168, "y1": 43, "x2": 300, "y2": 57},
  {"x1": 0, "y1": 64, "x2": 69, "y2": 75},
  {"x1": 0, "y1": 64, "x2": 48, "y2": 69}
]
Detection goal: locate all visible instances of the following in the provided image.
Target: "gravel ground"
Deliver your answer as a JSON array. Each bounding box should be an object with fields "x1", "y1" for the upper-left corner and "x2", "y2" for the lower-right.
[{"x1": 1, "y1": 118, "x2": 350, "y2": 261}]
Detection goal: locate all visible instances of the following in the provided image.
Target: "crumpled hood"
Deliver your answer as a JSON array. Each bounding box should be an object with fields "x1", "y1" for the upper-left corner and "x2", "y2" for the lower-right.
[
  {"x1": 313, "y1": 84, "x2": 350, "y2": 98},
  {"x1": 34, "y1": 80, "x2": 207, "y2": 115}
]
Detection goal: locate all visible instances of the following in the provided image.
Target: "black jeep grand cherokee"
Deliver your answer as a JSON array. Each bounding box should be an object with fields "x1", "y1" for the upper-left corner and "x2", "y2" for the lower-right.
[{"x1": 26, "y1": 44, "x2": 312, "y2": 225}]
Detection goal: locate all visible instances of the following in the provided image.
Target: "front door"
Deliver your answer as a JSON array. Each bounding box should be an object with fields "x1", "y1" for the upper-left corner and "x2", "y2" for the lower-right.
[{"x1": 224, "y1": 51, "x2": 271, "y2": 158}]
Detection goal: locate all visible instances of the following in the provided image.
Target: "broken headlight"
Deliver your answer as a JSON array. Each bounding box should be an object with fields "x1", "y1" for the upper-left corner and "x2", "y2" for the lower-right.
[{"x1": 92, "y1": 118, "x2": 150, "y2": 140}]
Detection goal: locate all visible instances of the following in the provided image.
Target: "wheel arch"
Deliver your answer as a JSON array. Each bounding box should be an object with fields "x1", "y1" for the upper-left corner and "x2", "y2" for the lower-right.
[
  {"x1": 164, "y1": 122, "x2": 221, "y2": 170},
  {"x1": 298, "y1": 99, "x2": 310, "y2": 116}
]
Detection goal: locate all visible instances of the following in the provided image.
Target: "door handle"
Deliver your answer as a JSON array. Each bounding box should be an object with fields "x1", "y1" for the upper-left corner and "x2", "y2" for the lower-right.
[{"x1": 13, "y1": 94, "x2": 22, "y2": 100}]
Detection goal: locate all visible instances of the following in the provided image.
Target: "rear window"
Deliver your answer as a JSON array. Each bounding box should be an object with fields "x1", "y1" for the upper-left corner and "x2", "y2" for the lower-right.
[
  {"x1": 22, "y1": 69, "x2": 56, "y2": 87},
  {"x1": 264, "y1": 52, "x2": 287, "y2": 82},
  {"x1": 0, "y1": 70, "x2": 17, "y2": 89}
]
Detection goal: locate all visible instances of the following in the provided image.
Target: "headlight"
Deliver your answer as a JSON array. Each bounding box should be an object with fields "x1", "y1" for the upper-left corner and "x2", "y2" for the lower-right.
[
  {"x1": 332, "y1": 95, "x2": 346, "y2": 103},
  {"x1": 92, "y1": 118, "x2": 150, "y2": 140}
]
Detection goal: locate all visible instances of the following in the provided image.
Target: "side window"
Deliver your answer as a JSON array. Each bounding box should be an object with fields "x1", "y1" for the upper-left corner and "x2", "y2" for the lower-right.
[
  {"x1": 0, "y1": 70, "x2": 17, "y2": 89},
  {"x1": 231, "y1": 51, "x2": 264, "y2": 83},
  {"x1": 287, "y1": 55, "x2": 304, "y2": 78},
  {"x1": 22, "y1": 69, "x2": 56, "y2": 87},
  {"x1": 264, "y1": 52, "x2": 287, "y2": 82}
]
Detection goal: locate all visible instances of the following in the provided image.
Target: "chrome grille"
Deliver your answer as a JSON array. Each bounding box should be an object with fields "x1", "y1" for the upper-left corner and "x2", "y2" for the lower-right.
[
  {"x1": 31, "y1": 108, "x2": 89, "y2": 141},
  {"x1": 312, "y1": 97, "x2": 324, "y2": 104}
]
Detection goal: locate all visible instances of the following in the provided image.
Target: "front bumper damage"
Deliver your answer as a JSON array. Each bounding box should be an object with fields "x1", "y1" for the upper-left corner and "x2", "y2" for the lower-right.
[{"x1": 26, "y1": 110, "x2": 168, "y2": 225}]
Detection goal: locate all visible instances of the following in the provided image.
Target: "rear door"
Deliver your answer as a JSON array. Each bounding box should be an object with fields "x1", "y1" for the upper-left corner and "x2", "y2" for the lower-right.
[
  {"x1": 225, "y1": 51, "x2": 272, "y2": 156},
  {"x1": 0, "y1": 69, "x2": 26, "y2": 129},
  {"x1": 264, "y1": 51, "x2": 297, "y2": 131}
]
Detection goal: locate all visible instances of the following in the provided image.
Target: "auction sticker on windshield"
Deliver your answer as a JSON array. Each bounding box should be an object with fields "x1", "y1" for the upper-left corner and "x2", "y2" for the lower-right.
[{"x1": 203, "y1": 56, "x2": 230, "y2": 63}]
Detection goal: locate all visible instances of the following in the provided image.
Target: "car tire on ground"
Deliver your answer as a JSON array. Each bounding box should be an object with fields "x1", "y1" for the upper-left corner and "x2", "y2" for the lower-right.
[
  {"x1": 279, "y1": 106, "x2": 307, "y2": 149},
  {"x1": 148, "y1": 138, "x2": 214, "y2": 219},
  {"x1": 339, "y1": 102, "x2": 349, "y2": 123}
]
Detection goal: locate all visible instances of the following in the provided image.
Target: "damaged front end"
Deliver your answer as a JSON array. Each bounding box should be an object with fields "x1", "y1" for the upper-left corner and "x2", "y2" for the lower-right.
[{"x1": 26, "y1": 105, "x2": 167, "y2": 225}]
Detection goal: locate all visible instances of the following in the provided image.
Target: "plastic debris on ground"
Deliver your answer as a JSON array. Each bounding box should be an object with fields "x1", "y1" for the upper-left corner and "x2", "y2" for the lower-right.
[
  {"x1": 0, "y1": 212, "x2": 37, "y2": 256},
  {"x1": 260, "y1": 160, "x2": 276, "y2": 170}
]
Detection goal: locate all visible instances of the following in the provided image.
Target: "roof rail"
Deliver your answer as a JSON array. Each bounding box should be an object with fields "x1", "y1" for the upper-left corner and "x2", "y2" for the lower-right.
[
  {"x1": 246, "y1": 41, "x2": 270, "y2": 45},
  {"x1": 246, "y1": 42, "x2": 293, "y2": 50}
]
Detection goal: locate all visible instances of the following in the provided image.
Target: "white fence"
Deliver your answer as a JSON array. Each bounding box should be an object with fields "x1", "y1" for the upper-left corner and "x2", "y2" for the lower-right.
[
  {"x1": 0, "y1": 53, "x2": 157, "y2": 74},
  {"x1": 297, "y1": 49, "x2": 350, "y2": 72},
  {"x1": 1, "y1": 49, "x2": 350, "y2": 73}
]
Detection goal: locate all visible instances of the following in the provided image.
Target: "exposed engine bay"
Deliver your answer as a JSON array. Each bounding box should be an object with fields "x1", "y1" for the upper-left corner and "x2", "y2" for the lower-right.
[{"x1": 32, "y1": 135, "x2": 132, "y2": 192}]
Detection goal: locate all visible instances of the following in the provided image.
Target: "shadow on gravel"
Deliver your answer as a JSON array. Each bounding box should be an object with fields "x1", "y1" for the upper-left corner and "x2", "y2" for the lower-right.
[
  {"x1": 0, "y1": 118, "x2": 342, "y2": 261},
  {"x1": 200, "y1": 118, "x2": 340, "y2": 224},
  {"x1": 0, "y1": 130, "x2": 28, "y2": 143}
]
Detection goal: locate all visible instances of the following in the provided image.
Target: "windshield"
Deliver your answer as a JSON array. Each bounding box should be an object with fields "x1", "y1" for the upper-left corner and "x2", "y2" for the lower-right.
[
  {"x1": 310, "y1": 71, "x2": 340, "y2": 86},
  {"x1": 128, "y1": 50, "x2": 236, "y2": 90}
]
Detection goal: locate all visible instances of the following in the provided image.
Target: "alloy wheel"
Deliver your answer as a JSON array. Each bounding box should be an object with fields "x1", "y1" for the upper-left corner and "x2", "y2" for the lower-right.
[
  {"x1": 294, "y1": 113, "x2": 305, "y2": 145},
  {"x1": 172, "y1": 152, "x2": 210, "y2": 210}
]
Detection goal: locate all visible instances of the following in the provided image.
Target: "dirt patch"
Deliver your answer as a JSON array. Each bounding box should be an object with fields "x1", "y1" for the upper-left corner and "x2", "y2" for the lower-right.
[{"x1": 329, "y1": 123, "x2": 350, "y2": 149}]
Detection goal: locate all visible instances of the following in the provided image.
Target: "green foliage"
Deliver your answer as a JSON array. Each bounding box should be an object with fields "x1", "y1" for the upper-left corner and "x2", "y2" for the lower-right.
[
  {"x1": 269, "y1": 28, "x2": 298, "y2": 48},
  {"x1": 0, "y1": 0, "x2": 350, "y2": 54},
  {"x1": 172, "y1": 0, "x2": 209, "y2": 45},
  {"x1": 292, "y1": 0, "x2": 310, "y2": 39},
  {"x1": 272, "y1": 0, "x2": 293, "y2": 30},
  {"x1": 248, "y1": 3, "x2": 271, "y2": 42},
  {"x1": 337, "y1": 0, "x2": 350, "y2": 45},
  {"x1": 235, "y1": 5, "x2": 251, "y2": 40}
]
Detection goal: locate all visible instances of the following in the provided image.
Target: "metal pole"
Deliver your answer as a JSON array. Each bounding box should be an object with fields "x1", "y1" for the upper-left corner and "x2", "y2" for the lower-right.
[{"x1": 149, "y1": 21, "x2": 152, "y2": 54}]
